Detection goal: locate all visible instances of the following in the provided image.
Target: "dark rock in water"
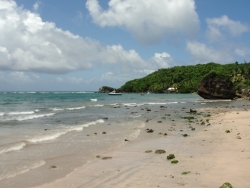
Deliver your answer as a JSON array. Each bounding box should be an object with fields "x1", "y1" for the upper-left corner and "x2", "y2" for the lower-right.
[
  {"x1": 124, "y1": 139, "x2": 129, "y2": 142},
  {"x1": 146, "y1": 129, "x2": 154, "y2": 133},
  {"x1": 102, "y1": 132, "x2": 106, "y2": 134},
  {"x1": 197, "y1": 72, "x2": 235, "y2": 99},
  {"x1": 155, "y1": 149, "x2": 166, "y2": 154},
  {"x1": 189, "y1": 109, "x2": 197, "y2": 113}
]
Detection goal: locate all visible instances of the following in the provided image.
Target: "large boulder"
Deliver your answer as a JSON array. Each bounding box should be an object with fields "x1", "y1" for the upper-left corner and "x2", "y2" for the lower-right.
[{"x1": 197, "y1": 72, "x2": 235, "y2": 99}]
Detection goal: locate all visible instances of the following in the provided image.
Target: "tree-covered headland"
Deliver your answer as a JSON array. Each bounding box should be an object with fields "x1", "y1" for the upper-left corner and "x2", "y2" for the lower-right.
[{"x1": 118, "y1": 62, "x2": 250, "y2": 94}]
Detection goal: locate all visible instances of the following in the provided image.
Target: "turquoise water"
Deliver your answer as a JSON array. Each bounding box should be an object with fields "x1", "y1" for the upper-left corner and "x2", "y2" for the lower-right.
[{"x1": 0, "y1": 92, "x2": 246, "y2": 187}]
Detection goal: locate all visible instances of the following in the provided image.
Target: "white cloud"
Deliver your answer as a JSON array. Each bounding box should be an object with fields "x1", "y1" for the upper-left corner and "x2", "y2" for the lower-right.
[
  {"x1": 100, "y1": 70, "x2": 148, "y2": 84},
  {"x1": 0, "y1": 0, "x2": 153, "y2": 74},
  {"x1": 67, "y1": 76, "x2": 86, "y2": 84},
  {"x1": 56, "y1": 77, "x2": 64, "y2": 82},
  {"x1": 235, "y1": 48, "x2": 250, "y2": 57},
  {"x1": 134, "y1": 69, "x2": 154, "y2": 75},
  {"x1": 33, "y1": 1, "x2": 41, "y2": 12},
  {"x1": 152, "y1": 52, "x2": 174, "y2": 67},
  {"x1": 186, "y1": 41, "x2": 233, "y2": 64},
  {"x1": 86, "y1": 0, "x2": 199, "y2": 44},
  {"x1": 206, "y1": 15, "x2": 249, "y2": 41},
  {"x1": 0, "y1": 71, "x2": 39, "y2": 84}
]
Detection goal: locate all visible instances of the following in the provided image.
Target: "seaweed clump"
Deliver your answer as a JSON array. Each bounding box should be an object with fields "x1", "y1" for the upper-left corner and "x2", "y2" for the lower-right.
[
  {"x1": 220, "y1": 182, "x2": 233, "y2": 188},
  {"x1": 167, "y1": 154, "x2": 175, "y2": 160},
  {"x1": 171, "y1": 160, "x2": 179, "y2": 164}
]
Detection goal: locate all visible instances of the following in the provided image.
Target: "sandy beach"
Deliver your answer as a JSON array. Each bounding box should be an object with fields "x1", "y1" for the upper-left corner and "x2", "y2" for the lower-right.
[{"x1": 32, "y1": 107, "x2": 250, "y2": 188}]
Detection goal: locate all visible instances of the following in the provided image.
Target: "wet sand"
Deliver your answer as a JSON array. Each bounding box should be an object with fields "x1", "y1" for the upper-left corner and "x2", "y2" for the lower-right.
[{"x1": 34, "y1": 108, "x2": 250, "y2": 188}]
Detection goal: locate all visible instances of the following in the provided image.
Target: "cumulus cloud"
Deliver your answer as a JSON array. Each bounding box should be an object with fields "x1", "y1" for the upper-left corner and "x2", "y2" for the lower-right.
[
  {"x1": 0, "y1": 0, "x2": 155, "y2": 74},
  {"x1": 151, "y1": 52, "x2": 175, "y2": 67},
  {"x1": 186, "y1": 41, "x2": 233, "y2": 64},
  {"x1": 100, "y1": 70, "x2": 151, "y2": 85},
  {"x1": 206, "y1": 15, "x2": 249, "y2": 41},
  {"x1": 235, "y1": 48, "x2": 250, "y2": 58},
  {"x1": 86, "y1": 0, "x2": 199, "y2": 44},
  {"x1": 0, "y1": 71, "x2": 40, "y2": 84}
]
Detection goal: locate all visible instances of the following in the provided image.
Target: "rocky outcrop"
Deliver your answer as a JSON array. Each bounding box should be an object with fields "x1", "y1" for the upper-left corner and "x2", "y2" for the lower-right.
[{"x1": 197, "y1": 72, "x2": 236, "y2": 99}]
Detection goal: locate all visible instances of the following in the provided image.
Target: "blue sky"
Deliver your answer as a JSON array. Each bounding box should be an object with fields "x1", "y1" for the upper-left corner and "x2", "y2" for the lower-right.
[{"x1": 0, "y1": 0, "x2": 249, "y2": 91}]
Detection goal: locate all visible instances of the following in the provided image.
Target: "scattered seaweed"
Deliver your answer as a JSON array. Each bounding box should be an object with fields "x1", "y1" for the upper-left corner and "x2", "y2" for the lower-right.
[
  {"x1": 155, "y1": 149, "x2": 166, "y2": 154},
  {"x1": 219, "y1": 182, "x2": 233, "y2": 188},
  {"x1": 171, "y1": 160, "x2": 179, "y2": 164},
  {"x1": 102, "y1": 157, "x2": 112, "y2": 160},
  {"x1": 181, "y1": 171, "x2": 191, "y2": 175},
  {"x1": 167, "y1": 154, "x2": 175, "y2": 160}
]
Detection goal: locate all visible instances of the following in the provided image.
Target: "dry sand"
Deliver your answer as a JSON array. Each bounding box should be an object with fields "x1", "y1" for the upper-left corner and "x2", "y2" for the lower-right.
[{"x1": 34, "y1": 109, "x2": 250, "y2": 188}]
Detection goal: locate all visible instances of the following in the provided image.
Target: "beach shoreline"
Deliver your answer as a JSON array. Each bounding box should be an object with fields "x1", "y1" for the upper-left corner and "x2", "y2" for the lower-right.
[{"x1": 32, "y1": 107, "x2": 250, "y2": 188}]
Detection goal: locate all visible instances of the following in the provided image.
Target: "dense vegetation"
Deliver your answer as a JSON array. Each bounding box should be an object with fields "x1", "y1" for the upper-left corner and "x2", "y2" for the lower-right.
[
  {"x1": 118, "y1": 62, "x2": 250, "y2": 93},
  {"x1": 99, "y1": 86, "x2": 115, "y2": 93}
]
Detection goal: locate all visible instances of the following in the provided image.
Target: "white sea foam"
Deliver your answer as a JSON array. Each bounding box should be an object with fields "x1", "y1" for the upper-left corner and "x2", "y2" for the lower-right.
[
  {"x1": 0, "y1": 160, "x2": 45, "y2": 181},
  {"x1": 131, "y1": 114, "x2": 142, "y2": 118},
  {"x1": 91, "y1": 99, "x2": 98, "y2": 102},
  {"x1": 0, "y1": 142, "x2": 26, "y2": 155},
  {"x1": 66, "y1": 106, "x2": 85, "y2": 110},
  {"x1": 197, "y1": 99, "x2": 232, "y2": 103},
  {"x1": 123, "y1": 103, "x2": 137, "y2": 107},
  {"x1": 148, "y1": 102, "x2": 167, "y2": 105},
  {"x1": 17, "y1": 113, "x2": 55, "y2": 121},
  {"x1": 28, "y1": 131, "x2": 68, "y2": 143},
  {"x1": 168, "y1": 102, "x2": 178, "y2": 104},
  {"x1": 51, "y1": 106, "x2": 86, "y2": 111},
  {"x1": 51, "y1": 107, "x2": 64, "y2": 111},
  {"x1": 28, "y1": 119, "x2": 105, "y2": 143},
  {"x1": 8, "y1": 111, "x2": 35, "y2": 115},
  {"x1": 93, "y1": 104, "x2": 104, "y2": 107},
  {"x1": 70, "y1": 119, "x2": 105, "y2": 131},
  {"x1": 0, "y1": 113, "x2": 4, "y2": 116}
]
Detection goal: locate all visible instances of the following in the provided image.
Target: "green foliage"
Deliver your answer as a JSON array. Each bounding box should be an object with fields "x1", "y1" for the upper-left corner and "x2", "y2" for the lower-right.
[
  {"x1": 118, "y1": 62, "x2": 250, "y2": 93},
  {"x1": 100, "y1": 86, "x2": 115, "y2": 92}
]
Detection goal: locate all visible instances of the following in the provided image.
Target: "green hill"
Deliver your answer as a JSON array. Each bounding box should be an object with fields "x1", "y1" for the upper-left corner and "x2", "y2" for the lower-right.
[{"x1": 118, "y1": 62, "x2": 250, "y2": 93}]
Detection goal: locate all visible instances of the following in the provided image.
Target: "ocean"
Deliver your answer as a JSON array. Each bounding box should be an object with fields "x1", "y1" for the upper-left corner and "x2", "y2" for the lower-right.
[{"x1": 0, "y1": 92, "x2": 247, "y2": 187}]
